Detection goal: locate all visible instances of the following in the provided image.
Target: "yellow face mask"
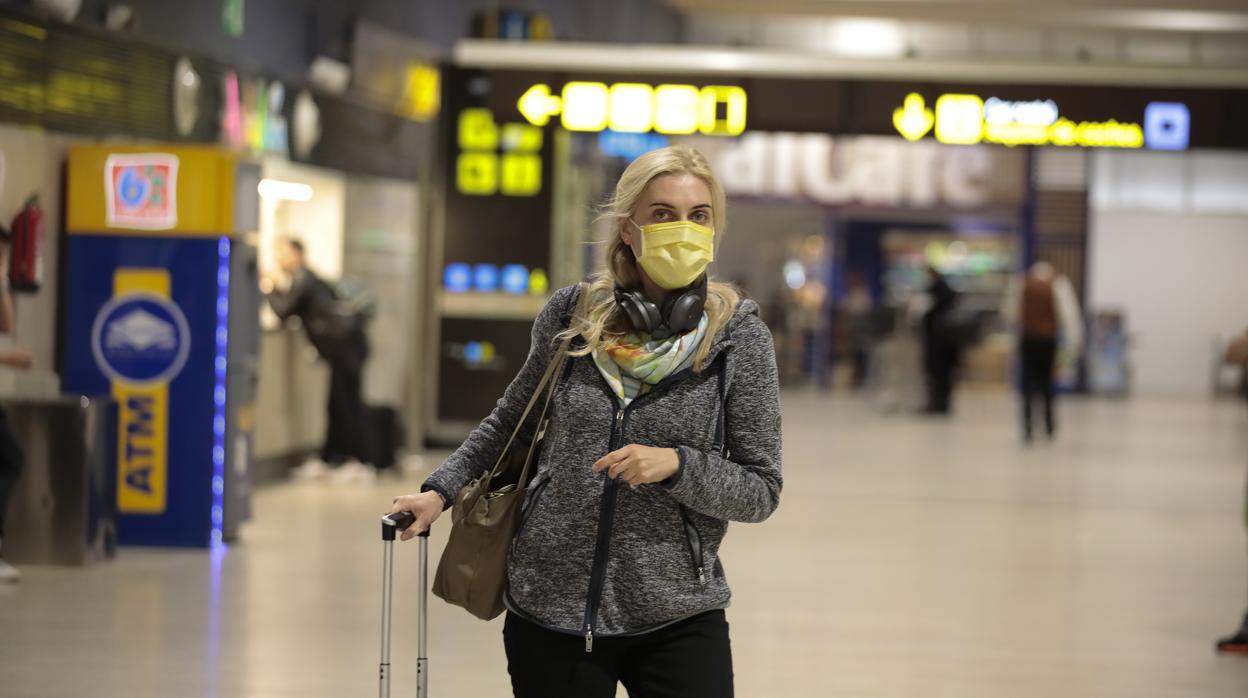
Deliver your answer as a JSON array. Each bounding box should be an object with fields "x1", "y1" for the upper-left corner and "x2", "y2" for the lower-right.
[{"x1": 630, "y1": 219, "x2": 715, "y2": 290}]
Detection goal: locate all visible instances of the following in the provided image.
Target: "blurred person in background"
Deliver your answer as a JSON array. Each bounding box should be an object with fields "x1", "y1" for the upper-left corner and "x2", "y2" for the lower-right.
[
  {"x1": 870, "y1": 290, "x2": 922, "y2": 413},
  {"x1": 1002, "y1": 261, "x2": 1083, "y2": 443},
  {"x1": 844, "y1": 272, "x2": 875, "y2": 390},
  {"x1": 1216, "y1": 330, "x2": 1248, "y2": 654},
  {"x1": 261, "y1": 236, "x2": 373, "y2": 483},
  {"x1": 390, "y1": 146, "x2": 781, "y2": 697},
  {"x1": 0, "y1": 229, "x2": 35, "y2": 582},
  {"x1": 922, "y1": 265, "x2": 960, "y2": 414}
]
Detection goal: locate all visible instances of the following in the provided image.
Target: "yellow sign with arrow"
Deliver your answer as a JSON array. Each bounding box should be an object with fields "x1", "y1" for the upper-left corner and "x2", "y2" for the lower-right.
[
  {"x1": 518, "y1": 82, "x2": 746, "y2": 136},
  {"x1": 893, "y1": 91, "x2": 1145, "y2": 149},
  {"x1": 518, "y1": 84, "x2": 562, "y2": 127},
  {"x1": 893, "y1": 93, "x2": 934, "y2": 142}
]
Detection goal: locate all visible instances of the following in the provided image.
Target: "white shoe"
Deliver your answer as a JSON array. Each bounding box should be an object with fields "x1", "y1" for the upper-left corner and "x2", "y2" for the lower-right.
[
  {"x1": 292, "y1": 458, "x2": 331, "y2": 482},
  {"x1": 332, "y1": 461, "x2": 377, "y2": 484},
  {"x1": 0, "y1": 558, "x2": 20, "y2": 583}
]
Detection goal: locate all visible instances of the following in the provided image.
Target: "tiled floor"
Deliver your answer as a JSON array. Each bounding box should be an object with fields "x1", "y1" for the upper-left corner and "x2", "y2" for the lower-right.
[{"x1": 3, "y1": 391, "x2": 1248, "y2": 697}]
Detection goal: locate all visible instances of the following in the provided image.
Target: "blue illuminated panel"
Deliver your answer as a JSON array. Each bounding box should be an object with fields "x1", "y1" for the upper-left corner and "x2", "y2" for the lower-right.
[
  {"x1": 1144, "y1": 102, "x2": 1190, "y2": 151},
  {"x1": 501, "y1": 264, "x2": 529, "y2": 295},
  {"x1": 473, "y1": 264, "x2": 500, "y2": 293},
  {"x1": 212, "y1": 237, "x2": 230, "y2": 549},
  {"x1": 444, "y1": 263, "x2": 472, "y2": 293}
]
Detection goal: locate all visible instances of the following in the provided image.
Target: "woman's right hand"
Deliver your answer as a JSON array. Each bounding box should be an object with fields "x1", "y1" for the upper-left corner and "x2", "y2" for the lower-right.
[{"x1": 389, "y1": 490, "x2": 446, "y2": 541}]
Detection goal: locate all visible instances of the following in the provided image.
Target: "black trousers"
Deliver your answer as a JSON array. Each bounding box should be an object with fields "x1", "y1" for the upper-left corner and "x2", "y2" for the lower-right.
[
  {"x1": 0, "y1": 407, "x2": 24, "y2": 541},
  {"x1": 1020, "y1": 338, "x2": 1058, "y2": 439},
  {"x1": 503, "y1": 610, "x2": 734, "y2": 698},
  {"x1": 321, "y1": 359, "x2": 369, "y2": 465},
  {"x1": 924, "y1": 333, "x2": 958, "y2": 413}
]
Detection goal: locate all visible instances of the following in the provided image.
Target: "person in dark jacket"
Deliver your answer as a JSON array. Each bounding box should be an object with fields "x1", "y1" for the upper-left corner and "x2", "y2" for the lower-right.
[
  {"x1": 922, "y1": 265, "x2": 959, "y2": 414},
  {"x1": 262, "y1": 237, "x2": 372, "y2": 481},
  {"x1": 391, "y1": 146, "x2": 782, "y2": 697}
]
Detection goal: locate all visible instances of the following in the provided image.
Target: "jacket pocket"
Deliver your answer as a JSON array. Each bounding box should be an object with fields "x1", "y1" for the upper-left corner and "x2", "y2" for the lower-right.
[
  {"x1": 515, "y1": 475, "x2": 552, "y2": 542},
  {"x1": 678, "y1": 505, "x2": 707, "y2": 586}
]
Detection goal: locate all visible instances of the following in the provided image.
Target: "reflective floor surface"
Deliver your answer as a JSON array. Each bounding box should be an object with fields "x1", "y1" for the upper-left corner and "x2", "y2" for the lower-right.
[{"x1": 3, "y1": 391, "x2": 1248, "y2": 697}]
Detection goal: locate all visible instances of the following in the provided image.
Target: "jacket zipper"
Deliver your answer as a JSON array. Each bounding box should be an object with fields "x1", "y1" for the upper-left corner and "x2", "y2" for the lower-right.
[
  {"x1": 583, "y1": 406, "x2": 625, "y2": 653},
  {"x1": 579, "y1": 359, "x2": 724, "y2": 653}
]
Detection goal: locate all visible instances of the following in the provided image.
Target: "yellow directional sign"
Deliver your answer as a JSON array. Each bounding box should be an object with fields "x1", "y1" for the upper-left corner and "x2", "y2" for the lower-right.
[
  {"x1": 935, "y1": 94, "x2": 985, "y2": 145},
  {"x1": 893, "y1": 93, "x2": 934, "y2": 142},
  {"x1": 893, "y1": 91, "x2": 1145, "y2": 149},
  {"x1": 518, "y1": 82, "x2": 747, "y2": 136},
  {"x1": 518, "y1": 84, "x2": 562, "y2": 127}
]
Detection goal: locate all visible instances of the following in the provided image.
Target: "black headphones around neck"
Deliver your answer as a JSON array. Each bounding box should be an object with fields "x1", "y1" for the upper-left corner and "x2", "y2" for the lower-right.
[{"x1": 614, "y1": 275, "x2": 707, "y2": 337}]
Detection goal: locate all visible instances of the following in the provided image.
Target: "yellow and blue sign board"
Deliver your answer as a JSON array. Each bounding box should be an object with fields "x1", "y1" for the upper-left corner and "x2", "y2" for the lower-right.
[
  {"x1": 893, "y1": 92, "x2": 1190, "y2": 151},
  {"x1": 62, "y1": 145, "x2": 242, "y2": 547}
]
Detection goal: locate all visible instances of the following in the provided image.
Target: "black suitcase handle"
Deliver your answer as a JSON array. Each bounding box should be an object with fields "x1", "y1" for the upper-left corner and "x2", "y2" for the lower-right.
[{"x1": 381, "y1": 511, "x2": 426, "y2": 540}]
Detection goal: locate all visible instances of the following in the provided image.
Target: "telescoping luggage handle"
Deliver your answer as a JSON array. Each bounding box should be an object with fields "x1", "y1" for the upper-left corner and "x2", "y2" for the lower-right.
[{"x1": 380, "y1": 511, "x2": 429, "y2": 698}]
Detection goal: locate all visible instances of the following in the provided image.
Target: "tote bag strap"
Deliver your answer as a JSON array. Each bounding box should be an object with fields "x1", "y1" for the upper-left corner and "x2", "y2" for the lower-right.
[{"x1": 488, "y1": 283, "x2": 588, "y2": 479}]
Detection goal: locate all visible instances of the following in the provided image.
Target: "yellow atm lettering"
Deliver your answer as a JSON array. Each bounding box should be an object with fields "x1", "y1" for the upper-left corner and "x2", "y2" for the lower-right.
[
  {"x1": 111, "y1": 269, "x2": 172, "y2": 514},
  {"x1": 123, "y1": 395, "x2": 156, "y2": 494},
  {"x1": 115, "y1": 376, "x2": 169, "y2": 513}
]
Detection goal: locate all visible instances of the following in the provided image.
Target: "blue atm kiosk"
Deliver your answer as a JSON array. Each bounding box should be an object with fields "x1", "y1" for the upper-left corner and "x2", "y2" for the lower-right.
[{"x1": 61, "y1": 145, "x2": 260, "y2": 548}]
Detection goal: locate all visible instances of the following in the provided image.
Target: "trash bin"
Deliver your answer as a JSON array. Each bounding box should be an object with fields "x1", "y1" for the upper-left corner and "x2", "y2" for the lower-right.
[{"x1": 3, "y1": 396, "x2": 117, "y2": 565}]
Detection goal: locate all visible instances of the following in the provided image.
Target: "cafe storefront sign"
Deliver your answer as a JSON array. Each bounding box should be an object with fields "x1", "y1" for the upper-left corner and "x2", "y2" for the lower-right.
[{"x1": 688, "y1": 132, "x2": 1026, "y2": 209}]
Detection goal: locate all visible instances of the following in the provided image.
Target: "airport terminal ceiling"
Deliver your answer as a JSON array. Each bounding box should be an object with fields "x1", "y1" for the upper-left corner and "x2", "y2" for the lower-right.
[{"x1": 661, "y1": 0, "x2": 1248, "y2": 32}]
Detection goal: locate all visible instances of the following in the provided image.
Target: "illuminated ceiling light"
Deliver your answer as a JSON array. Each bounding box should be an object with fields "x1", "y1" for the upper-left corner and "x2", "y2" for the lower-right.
[
  {"x1": 257, "y1": 179, "x2": 313, "y2": 202},
  {"x1": 829, "y1": 19, "x2": 904, "y2": 58},
  {"x1": 608, "y1": 83, "x2": 655, "y2": 134},
  {"x1": 561, "y1": 82, "x2": 610, "y2": 132}
]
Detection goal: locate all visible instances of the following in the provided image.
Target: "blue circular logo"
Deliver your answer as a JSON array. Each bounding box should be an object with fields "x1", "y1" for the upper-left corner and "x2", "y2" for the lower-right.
[{"x1": 91, "y1": 293, "x2": 192, "y2": 386}]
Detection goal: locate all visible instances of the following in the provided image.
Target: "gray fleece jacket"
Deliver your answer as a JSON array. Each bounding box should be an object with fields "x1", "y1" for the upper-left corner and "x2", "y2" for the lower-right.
[{"x1": 423, "y1": 284, "x2": 782, "y2": 647}]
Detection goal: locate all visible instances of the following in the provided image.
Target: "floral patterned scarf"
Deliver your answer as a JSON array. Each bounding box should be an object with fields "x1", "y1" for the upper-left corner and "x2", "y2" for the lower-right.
[{"x1": 592, "y1": 313, "x2": 709, "y2": 406}]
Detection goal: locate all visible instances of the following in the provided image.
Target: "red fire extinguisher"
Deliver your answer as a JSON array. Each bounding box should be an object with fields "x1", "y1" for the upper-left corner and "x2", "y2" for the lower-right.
[{"x1": 8, "y1": 195, "x2": 43, "y2": 293}]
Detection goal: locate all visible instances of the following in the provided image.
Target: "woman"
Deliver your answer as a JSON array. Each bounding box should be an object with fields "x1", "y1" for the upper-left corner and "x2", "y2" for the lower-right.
[{"x1": 390, "y1": 145, "x2": 782, "y2": 697}]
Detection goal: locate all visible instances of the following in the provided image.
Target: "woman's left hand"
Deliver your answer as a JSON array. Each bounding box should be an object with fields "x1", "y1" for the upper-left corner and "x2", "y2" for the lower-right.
[{"x1": 591, "y1": 445, "x2": 680, "y2": 487}]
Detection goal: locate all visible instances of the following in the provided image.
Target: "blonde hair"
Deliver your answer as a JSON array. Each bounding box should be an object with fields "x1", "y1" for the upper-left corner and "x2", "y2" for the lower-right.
[{"x1": 559, "y1": 145, "x2": 740, "y2": 372}]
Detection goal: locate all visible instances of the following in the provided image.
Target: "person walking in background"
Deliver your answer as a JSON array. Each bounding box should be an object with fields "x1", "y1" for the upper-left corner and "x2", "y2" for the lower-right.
[
  {"x1": 844, "y1": 272, "x2": 875, "y2": 390},
  {"x1": 261, "y1": 237, "x2": 374, "y2": 483},
  {"x1": 1002, "y1": 261, "x2": 1083, "y2": 443},
  {"x1": 0, "y1": 230, "x2": 35, "y2": 583},
  {"x1": 1216, "y1": 331, "x2": 1248, "y2": 654},
  {"x1": 922, "y1": 265, "x2": 959, "y2": 414}
]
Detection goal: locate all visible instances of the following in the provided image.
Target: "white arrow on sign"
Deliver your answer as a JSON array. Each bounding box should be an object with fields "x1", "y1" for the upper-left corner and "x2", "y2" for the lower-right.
[{"x1": 518, "y1": 84, "x2": 562, "y2": 127}]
